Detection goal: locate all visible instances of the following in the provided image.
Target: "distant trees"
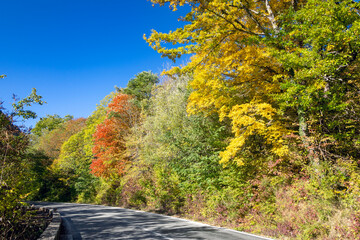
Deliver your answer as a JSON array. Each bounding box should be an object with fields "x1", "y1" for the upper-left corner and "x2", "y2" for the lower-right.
[
  {"x1": 32, "y1": 114, "x2": 73, "y2": 137},
  {"x1": 33, "y1": 117, "x2": 86, "y2": 159},
  {"x1": 122, "y1": 71, "x2": 159, "y2": 107},
  {"x1": 46, "y1": 93, "x2": 113, "y2": 202}
]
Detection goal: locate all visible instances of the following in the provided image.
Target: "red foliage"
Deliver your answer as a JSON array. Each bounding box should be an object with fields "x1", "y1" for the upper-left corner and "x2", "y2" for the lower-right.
[{"x1": 90, "y1": 93, "x2": 139, "y2": 178}]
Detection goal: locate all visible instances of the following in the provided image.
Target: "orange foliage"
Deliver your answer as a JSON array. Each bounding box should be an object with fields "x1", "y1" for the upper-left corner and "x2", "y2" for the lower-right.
[{"x1": 90, "y1": 93, "x2": 139, "y2": 178}]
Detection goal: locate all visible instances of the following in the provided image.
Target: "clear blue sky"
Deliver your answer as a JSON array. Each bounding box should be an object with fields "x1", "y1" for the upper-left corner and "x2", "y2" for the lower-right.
[{"x1": 0, "y1": 0, "x2": 188, "y2": 127}]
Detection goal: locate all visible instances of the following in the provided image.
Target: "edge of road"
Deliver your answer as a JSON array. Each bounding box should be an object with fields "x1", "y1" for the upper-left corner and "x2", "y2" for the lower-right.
[{"x1": 131, "y1": 206, "x2": 275, "y2": 240}]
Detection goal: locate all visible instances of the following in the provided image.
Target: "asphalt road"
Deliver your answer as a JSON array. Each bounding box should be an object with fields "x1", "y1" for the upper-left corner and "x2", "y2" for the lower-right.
[{"x1": 32, "y1": 202, "x2": 273, "y2": 240}]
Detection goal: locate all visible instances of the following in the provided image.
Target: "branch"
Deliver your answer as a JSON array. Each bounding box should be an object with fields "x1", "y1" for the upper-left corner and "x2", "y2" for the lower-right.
[
  {"x1": 242, "y1": 6, "x2": 269, "y2": 37},
  {"x1": 205, "y1": 5, "x2": 264, "y2": 36},
  {"x1": 265, "y1": 0, "x2": 279, "y2": 32}
]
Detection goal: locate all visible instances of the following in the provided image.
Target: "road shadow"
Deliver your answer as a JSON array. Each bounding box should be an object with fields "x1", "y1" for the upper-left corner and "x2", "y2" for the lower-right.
[{"x1": 61, "y1": 215, "x2": 82, "y2": 240}]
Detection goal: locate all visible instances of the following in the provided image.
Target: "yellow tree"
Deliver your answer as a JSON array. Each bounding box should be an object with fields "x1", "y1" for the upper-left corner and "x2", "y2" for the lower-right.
[{"x1": 145, "y1": 0, "x2": 296, "y2": 166}]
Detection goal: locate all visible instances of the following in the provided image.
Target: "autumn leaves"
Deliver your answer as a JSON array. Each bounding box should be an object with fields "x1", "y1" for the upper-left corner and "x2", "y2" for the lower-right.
[{"x1": 91, "y1": 94, "x2": 139, "y2": 178}]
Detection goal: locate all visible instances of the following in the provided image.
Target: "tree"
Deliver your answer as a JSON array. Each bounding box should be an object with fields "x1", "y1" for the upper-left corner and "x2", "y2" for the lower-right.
[
  {"x1": 91, "y1": 93, "x2": 139, "y2": 179},
  {"x1": 31, "y1": 114, "x2": 73, "y2": 137},
  {"x1": 11, "y1": 88, "x2": 46, "y2": 120},
  {"x1": 121, "y1": 71, "x2": 159, "y2": 108},
  {"x1": 145, "y1": 0, "x2": 293, "y2": 166}
]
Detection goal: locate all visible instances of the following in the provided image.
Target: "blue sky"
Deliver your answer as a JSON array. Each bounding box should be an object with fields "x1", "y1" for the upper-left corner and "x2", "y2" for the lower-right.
[{"x1": 0, "y1": 0, "x2": 188, "y2": 127}]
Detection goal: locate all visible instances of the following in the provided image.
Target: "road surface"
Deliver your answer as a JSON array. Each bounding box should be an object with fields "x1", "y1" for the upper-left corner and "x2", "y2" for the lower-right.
[{"x1": 32, "y1": 202, "x2": 273, "y2": 240}]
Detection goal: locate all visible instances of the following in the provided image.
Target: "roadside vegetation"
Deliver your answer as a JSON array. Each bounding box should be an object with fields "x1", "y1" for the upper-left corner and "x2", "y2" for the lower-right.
[
  {"x1": 1, "y1": 0, "x2": 359, "y2": 239},
  {"x1": 0, "y1": 85, "x2": 49, "y2": 239}
]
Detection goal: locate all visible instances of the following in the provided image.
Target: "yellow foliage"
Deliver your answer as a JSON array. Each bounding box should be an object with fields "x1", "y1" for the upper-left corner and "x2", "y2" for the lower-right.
[
  {"x1": 220, "y1": 102, "x2": 289, "y2": 165},
  {"x1": 147, "y1": 0, "x2": 294, "y2": 166}
]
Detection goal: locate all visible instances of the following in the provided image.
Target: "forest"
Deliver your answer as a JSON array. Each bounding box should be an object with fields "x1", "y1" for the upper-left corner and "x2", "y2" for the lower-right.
[{"x1": 1, "y1": 0, "x2": 360, "y2": 239}]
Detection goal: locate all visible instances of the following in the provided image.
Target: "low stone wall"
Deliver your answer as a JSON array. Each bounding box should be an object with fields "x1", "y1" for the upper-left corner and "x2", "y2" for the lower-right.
[{"x1": 38, "y1": 208, "x2": 62, "y2": 240}]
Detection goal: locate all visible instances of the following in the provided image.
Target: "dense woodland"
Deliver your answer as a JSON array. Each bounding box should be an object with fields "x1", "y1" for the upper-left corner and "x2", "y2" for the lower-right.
[{"x1": 1, "y1": 0, "x2": 360, "y2": 239}]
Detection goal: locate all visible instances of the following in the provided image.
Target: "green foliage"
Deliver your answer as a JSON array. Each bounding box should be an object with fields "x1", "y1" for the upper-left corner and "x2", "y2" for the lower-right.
[
  {"x1": 31, "y1": 114, "x2": 73, "y2": 137},
  {"x1": 269, "y1": 0, "x2": 360, "y2": 163},
  {"x1": 55, "y1": 129, "x2": 98, "y2": 202},
  {"x1": 151, "y1": 166, "x2": 184, "y2": 214},
  {"x1": 32, "y1": 118, "x2": 86, "y2": 160},
  {"x1": 140, "y1": 75, "x2": 229, "y2": 191},
  {"x1": 11, "y1": 88, "x2": 46, "y2": 120},
  {"x1": 121, "y1": 71, "x2": 159, "y2": 108}
]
